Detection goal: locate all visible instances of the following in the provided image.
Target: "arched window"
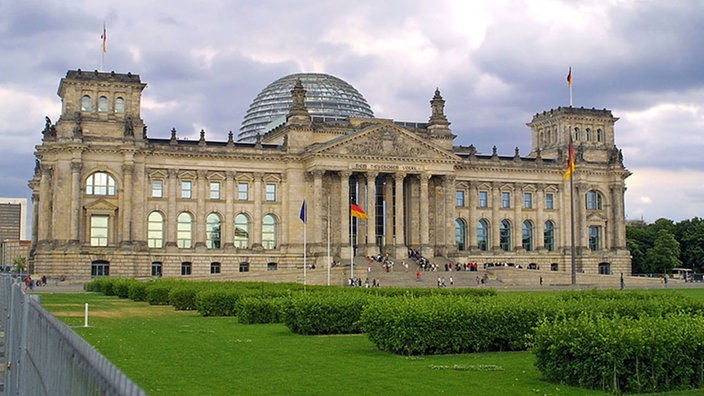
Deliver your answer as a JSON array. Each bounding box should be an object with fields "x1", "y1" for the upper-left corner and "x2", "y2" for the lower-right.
[
  {"x1": 585, "y1": 128, "x2": 592, "y2": 141},
  {"x1": 455, "y1": 219, "x2": 466, "y2": 251},
  {"x1": 477, "y1": 219, "x2": 489, "y2": 251},
  {"x1": 147, "y1": 211, "x2": 164, "y2": 248},
  {"x1": 544, "y1": 221, "x2": 555, "y2": 251},
  {"x1": 98, "y1": 96, "x2": 108, "y2": 112},
  {"x1": 262, "y1": 214, "x2": 277, "y2": 249},
  {"x1": 522, "y1": 220, "x2": 533, "y2": 252},
  {"x1": 586, "y1": 190, "x2": 603, "y2": 210},
  {"x1": 86, "y1": 172, "x2": 116, "y2": 196},
  {"x1": 206, "y1": 213, "x2": 222, "y2": 249},
  {"x1": 115, "y1": 97, "x2": 125, "y2": 113},
  {"x1": 177, "y1": 212, "x2": 193, "y2": 248},
  {"x1": 81, "y1": 95, "x2": 92, "y2": 111},
  {"x1": 234, "y1": 214, "x2": 250, "y2": 248},
  {"x1": 500, "y1": 220, "x2": 511, "y2": 251},
  {"x1": 573, "y1": 127, "x2": 580, "y2": 141},
  {"x1": 597, "y1": 129, "x2": 603, "y2": 142}
]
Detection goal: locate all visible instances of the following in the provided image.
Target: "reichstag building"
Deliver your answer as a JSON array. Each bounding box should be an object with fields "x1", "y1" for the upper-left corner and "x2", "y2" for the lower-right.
[{"x1": 28, "y1": 70, "x2": 631, "y2": 279}]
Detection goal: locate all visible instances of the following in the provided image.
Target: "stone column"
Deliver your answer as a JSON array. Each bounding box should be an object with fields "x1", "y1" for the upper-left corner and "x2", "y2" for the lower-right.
[
  {"x1": 70, "y1": 161, "x2": 82, "y2": 243},
  {"x1": 536, "y1": 184, "x2": 545, "y2": 250},
  {"x1": 467, "y1": 181, "x2": 477, "y2": 249},
  {"x1": 575, "y1": 183, "x2": 587, "y2": 251},
  {"x1": 194, "y1": 169, "x2": 207, "y2": 247},
  {"x1": 419, "y1": 172, "x2": 430, "y2": 249},
  {"x1": 122, "y1": 163, "x2": 134, "y2": 244},
  {"x1": 611, "y1": 184, "x2": 626, "y2": 249},
  {"x1": 312, "y1": 169, "x2": 324, "y2": 246},
  {"x1": 384, "y1": 175, "x2": 394, "y2": 248},
  {"x1": 443, "y1": 175, "x2": 456, "y2": 254},
  {"x1": 491, "y1": 182, "x2": 501, "y2": 250},
  {"x1": 514, "y1": 184, "x2": 523, "y2": 251},
  {"x1": 253, "y1": 172, "x2": 263, "y2": 248},
  {"x1": 166, "y1": 169, "x2": 178, "y2": 247},
  {"x1": 223, "y1": 171, "x2": 235, "y2": 248},
  {"x1": 38, "y1": 165, "x2": 53, "y2": 242},
  {"x1": 340, "y1": 170, "x2": 351, "y2": 250},
  {"x1": 394, "y1": 172, "x2": 405, "y2": 251},
  {"x1": 366, "y1": 171, "x2": 377, "y2": 252}
]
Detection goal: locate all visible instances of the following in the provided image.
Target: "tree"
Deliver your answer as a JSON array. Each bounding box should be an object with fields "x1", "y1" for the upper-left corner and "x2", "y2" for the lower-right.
[
  {"x1": 643, "y1": 229, "x2": 681, "y2": 274},
  {"x1": 675, "y1": 217, "x2": 704, "y2": 272},
  {"x1": 627, "y1": 223, "x2": 656, "y2": 274},
  {"x1": 13, "y1": 256, "x2": 26, "y2": 274}
]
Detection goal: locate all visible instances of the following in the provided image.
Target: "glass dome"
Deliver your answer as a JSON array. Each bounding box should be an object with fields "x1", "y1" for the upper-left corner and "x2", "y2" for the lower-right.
[{"x1": 238, "y1": 73, "x2": 374, "y2": 142}]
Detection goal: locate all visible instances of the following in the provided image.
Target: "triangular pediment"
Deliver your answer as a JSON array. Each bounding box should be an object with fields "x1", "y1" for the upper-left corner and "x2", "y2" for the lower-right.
[
  {"x1": 84, "y1": 198, "x2": 119, "y2": 211},
  {"x1": 311, "y1": 124, "x2": 459, "y2": 161}
]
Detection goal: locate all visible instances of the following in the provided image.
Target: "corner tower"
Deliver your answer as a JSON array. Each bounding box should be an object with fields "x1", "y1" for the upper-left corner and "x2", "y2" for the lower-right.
[
  {"x1": 527, "y1": 106, "x2": 619, "y2": 163},
  {"x1": 52, "y1": 70, "x2": 147, "y2": 141}
]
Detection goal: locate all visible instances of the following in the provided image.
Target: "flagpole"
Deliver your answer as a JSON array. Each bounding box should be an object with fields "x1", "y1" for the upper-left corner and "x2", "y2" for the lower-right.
[
  {"x1": 569, "y1": 165, "x2": 576, "y2": 286},
  {"x1": 327, "y1": 195, "x2": 331, "y2": 286},
  {"x1": 101, "y1": 22, "x2": 106, "y2": 72},
  {"x1": 350, "y1": 211, "x2": 354, "y2": 281},
  {"x1": 303, "y1": 217, "x2": 307, "y2": 288},
  {"x1": 567, "y1": 66, "x2": 573, "y2": 107}
]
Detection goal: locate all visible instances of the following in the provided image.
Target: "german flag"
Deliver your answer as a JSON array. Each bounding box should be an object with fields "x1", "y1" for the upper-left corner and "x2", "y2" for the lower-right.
[
  {"x1": 563, "y1": 140, "x2": 575, "y2": 179},
  {"x1": 350, "y1": 203, "x2": 368, "y2": 220}
]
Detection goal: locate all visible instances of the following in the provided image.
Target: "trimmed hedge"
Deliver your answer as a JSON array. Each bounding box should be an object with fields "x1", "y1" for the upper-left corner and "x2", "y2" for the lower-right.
[
  {"x1": 146, "y1": 285, "x2": 172, "y2": 305},
  {"x1": 128, "y1": 282, "x2": 149, "y2": 302},
  {"x1": 195, "y1": 289, "x2": 243, "y2": 316},
  {"x1": 169, "y1": 287, "x2": 198, "y2": 310},
  {"x1": 533, "y1": 313, "x2": 704, "y2": 394},
  {"x1": 284, "y1": 293, "x2": 370, "y2": 335},
  {"x1": 236, "y1": 297, "x2": 286, "y2": 324}
]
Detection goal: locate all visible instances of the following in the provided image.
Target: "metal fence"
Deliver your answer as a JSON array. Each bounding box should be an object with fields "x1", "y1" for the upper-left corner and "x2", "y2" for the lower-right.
[{"x1": 0, "y1": 275, "x2": 146, "y2": 395}]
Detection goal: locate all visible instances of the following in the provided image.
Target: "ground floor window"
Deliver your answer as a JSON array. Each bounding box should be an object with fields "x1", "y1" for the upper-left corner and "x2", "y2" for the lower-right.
[
  {"x1": 239, "y1": 262, "x2": 250, "y2": 272},
  {"x1": 599, "y1": 262, "x2": 610, "y2": 275},
  {"x1": 151, "y1": 262, "x2": 162, "y2": 277},
  {"x1": 550, "y1": 263, "x2": 559, "y2": 271},
  {"x1": 91, "y1": 260, "x2": 109, "y2": 277},
  {"x1": 267, "y1": 262, "x2": 277, "y2": 271},
  {"x1": 181, "y1": 262, "x2": 192, "y2": 276},
  {"x1": 210, "y1": 262, "x2": 221, "y2": 274}
]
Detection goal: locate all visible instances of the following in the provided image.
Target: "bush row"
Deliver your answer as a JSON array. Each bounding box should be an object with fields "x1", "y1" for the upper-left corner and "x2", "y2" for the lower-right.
[
  {"x1": 283, "y1": 293, "x2": 371, "y2": 335},
  {"x1": 359, "y1": 292, "x2": 704, "y2": 355},
  {"x1": 533, "y1": 313, "x2": 704, "y2": 394}
]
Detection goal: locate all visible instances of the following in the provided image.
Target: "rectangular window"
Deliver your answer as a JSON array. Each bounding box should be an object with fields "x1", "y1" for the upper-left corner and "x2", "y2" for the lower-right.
[
  {"x1": 589, "y1": 226, "x2": 601, "y2": 251},
  {"x1": 265, "y1": 184, "x2": 276, "y2": 201},
  {"x1": 456, "y1": 190, "x2": 465, "y2": 207},
  {"x1": 181, "y1": 262, "x2": 192, "y2": 276},
  {"x1": 502, "y1": 192, "x2": 511, "y2": 208},
  {"x1": 210, "y1": 262, "x2": 221, "y2": 274},
  {"x1": 90, "y1": 215, "x2": 109, "y2": 246},
  {"x1": 238, "y1": 183, "x2": 249, "y2": 200},
  {"x1": 151, "y1": 180, "x2": 163, "y2": 198},
  {"x1": 210, "y1": 182, "x2": 221, "y2": 200},
  {"x1": 181, "y1": 181, "x2": 192, "y2": 199},
  {"x1": 524, "y1": 193, "x2": 533, "y2": 209},
  {"x1": 479, "y1": 191, "x2": 488, "y2": 208},
  {"x1": 239, "y1": 262, "x2": 250, "y2": 272},
  {"x1": 545, "y1": 193, "x2": 554, "y2": 210}
]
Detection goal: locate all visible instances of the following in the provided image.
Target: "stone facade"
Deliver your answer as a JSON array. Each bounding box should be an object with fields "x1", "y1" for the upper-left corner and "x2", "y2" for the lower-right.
[{"x1": 28, "y1": 70, "x2": 631, "y2": 280}]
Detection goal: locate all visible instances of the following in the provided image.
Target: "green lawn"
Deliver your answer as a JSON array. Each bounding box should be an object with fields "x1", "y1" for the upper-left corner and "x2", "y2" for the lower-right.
[{"x1": 40, "y1": 290, "x2": 704, "y2": 396}]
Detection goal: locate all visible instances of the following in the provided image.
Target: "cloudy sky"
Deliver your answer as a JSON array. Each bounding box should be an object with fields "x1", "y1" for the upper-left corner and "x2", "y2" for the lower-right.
[{"x1": 1, "y1": 0, "x2": 702, "y2": 224}]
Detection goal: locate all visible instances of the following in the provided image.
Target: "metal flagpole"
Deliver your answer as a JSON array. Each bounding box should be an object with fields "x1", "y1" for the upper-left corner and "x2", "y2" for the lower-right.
[
  {"x1": 303, "y1": 217, "x2": 307, "y2": 288},
  {"x1": 570, "y1": 166, "x2": 576, "y2": 285},
  {"x1": 327, "y1": 196, "x2": 331, "y2": 286},
  {"x1": 350, "y1": 208, "x2": 354, "y2": 280}
]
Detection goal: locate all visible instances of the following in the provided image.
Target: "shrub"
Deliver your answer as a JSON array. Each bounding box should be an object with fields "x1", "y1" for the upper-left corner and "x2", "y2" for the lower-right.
[
  {"x1": 533, "y1": 313, "x2": 704, "y2": 394},
  {"x1": 113, "y1": 278, "x2": 136, "y2": 299},
  {"x1": 169, "y1": 287, "x2": 198, "y2": 311},
  {"x1": 128, "y1": 281, "x2": 149, "y2": 302},
  {"x1": 236, "y1": 297, "x2": 286, "y2": 324},
  {"x1": 284, "y1": 293, "x2": 370, "y2": 335},
  {"x1": 195, "y1": 289, "x2": 242, "y2": 316},
  {"x1": 146, "y1": 285, "x2": 172, "y2": 305}
]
